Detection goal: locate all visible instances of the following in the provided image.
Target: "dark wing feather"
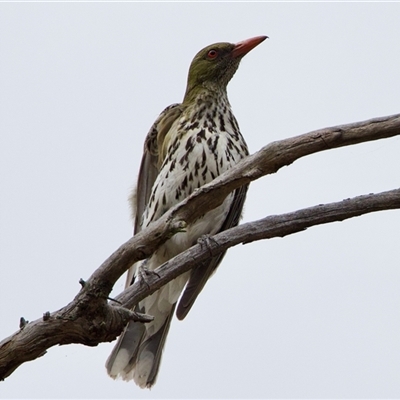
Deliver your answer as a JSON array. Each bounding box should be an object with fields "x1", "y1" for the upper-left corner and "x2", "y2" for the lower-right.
[
  {"x1": 176, "y1": 184, "x2": 249, "y2": 320},
  {"x1": 125, "y1": 103, "x2": 183, "y2": 288},
  {"x1": 133, "y1": 148, "x2": 159, "y2": 235}
]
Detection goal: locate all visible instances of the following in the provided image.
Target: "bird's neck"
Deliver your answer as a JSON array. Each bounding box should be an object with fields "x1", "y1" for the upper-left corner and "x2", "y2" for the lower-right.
[{"x1": 182, "y1": 82, "x2": 229, "y2": 108}]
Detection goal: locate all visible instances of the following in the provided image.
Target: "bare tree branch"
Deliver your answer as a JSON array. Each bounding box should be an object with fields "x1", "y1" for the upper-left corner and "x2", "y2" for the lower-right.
[
  {"x1": 1, "y1": 113, "x2": 399, "y2": 380},
  {"x1": 115, "y1": 188, "x2": 400, "y2": 310}
]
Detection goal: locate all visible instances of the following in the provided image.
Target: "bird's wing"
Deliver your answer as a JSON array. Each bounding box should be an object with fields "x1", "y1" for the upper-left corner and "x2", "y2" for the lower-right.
[
  {"x1": 125, "y1": 103, "x2": 183, "y2": 288},
  {"x1": 176, "y1": 183, "x2": 249, "y2": 320}
]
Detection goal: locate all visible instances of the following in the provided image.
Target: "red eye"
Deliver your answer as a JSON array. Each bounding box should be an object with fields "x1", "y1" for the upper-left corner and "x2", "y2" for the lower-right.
[{"x1": 207, "y1": 49, "x2": 218, "y2": 59}]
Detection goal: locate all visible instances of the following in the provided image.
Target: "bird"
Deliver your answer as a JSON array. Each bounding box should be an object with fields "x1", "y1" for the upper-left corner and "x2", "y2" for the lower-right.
[{"x1": 106, "y1": 35, "x2": 267, "y2": 388}]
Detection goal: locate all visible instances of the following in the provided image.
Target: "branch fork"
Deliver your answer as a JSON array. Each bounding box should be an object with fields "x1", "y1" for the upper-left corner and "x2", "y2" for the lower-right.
[{"x1": 1, "y1": 113, "x2": 400, "y2": 380}]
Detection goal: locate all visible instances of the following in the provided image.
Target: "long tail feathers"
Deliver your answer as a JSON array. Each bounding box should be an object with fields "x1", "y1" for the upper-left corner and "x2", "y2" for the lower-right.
[{"x1": 105, "y1": 304, "x2": 176, "y2": 388}]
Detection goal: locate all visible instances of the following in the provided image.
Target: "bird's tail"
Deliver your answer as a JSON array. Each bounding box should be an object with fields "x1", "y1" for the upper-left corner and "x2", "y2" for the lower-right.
[
  {"x1": 106, "y1": 270, "x2": 189, "y2": 388},
  {"x1": 105, "y1": 303, "x2": 176, "y2": 388}
]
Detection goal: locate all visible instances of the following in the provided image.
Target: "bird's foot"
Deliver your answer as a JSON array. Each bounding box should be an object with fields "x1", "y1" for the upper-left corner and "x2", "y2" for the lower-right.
[
  {"x1": 197, "y1": 234, "x2": 219, "y2": 257},
  {"x1": 138, "y1": 264, "x2": 160, "y2": 289}
]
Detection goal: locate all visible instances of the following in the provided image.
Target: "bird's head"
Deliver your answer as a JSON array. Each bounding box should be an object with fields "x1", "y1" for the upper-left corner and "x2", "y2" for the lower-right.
[{"x1": 183, "y1": 35, "x2": 267, "y2": 103}]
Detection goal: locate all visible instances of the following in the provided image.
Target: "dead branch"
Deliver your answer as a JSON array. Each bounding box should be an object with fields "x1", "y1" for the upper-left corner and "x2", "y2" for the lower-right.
[
  {"x1": 115, "y1": 188, "x2": 400, "y2": 310},
  {"x1": 1, "y1": 113, "x2": 399, "y2": 380}
]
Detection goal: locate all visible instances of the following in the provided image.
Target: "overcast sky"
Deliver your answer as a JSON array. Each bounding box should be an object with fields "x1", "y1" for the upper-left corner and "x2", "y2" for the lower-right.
[{"x1": 1, "y1": 2, "x2": 400, "y2": 398}]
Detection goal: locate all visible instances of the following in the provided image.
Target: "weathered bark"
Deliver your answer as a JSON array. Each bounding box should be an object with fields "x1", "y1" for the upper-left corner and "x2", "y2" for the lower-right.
[
  {"x1": 1, "y1": 113, "x2": 399, "y2": 380},
  {"x1": 115, "y1": 188, "x2": 400, "y2": 310}
]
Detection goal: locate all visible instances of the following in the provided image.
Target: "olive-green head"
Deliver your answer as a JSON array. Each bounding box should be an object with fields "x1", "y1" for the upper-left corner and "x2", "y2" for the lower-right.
[{"x1": 183, "y1": 35, "x2": 267, "y2": 102}]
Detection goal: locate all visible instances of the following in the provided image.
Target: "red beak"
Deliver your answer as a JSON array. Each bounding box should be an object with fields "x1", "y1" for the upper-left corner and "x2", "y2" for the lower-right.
[{"x1": 232, "y1": 35, "x2": 268, "y2": 58}]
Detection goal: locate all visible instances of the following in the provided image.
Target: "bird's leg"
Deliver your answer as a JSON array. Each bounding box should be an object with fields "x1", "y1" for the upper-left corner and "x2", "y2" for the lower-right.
[
  {"x1": 138, "y1": 260, "x2": 161, "y2": 289},
  {"x1": 197, "y1": 234, "x2": 219, "y2": 257}
]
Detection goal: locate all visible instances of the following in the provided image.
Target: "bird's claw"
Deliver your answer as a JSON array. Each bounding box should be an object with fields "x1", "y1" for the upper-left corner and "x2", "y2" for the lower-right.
[
  {"x1": 197, "y1": 234, "x2": 219, "y2": 257},
  {"x1": 138, "y1": 265, "x2": 161, "y2": 289}
]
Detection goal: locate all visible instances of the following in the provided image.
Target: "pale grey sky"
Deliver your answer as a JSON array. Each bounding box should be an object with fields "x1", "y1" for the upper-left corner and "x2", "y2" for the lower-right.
[{"x1": 1, "y1": 2, "x2": 400, "y2": 398}]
